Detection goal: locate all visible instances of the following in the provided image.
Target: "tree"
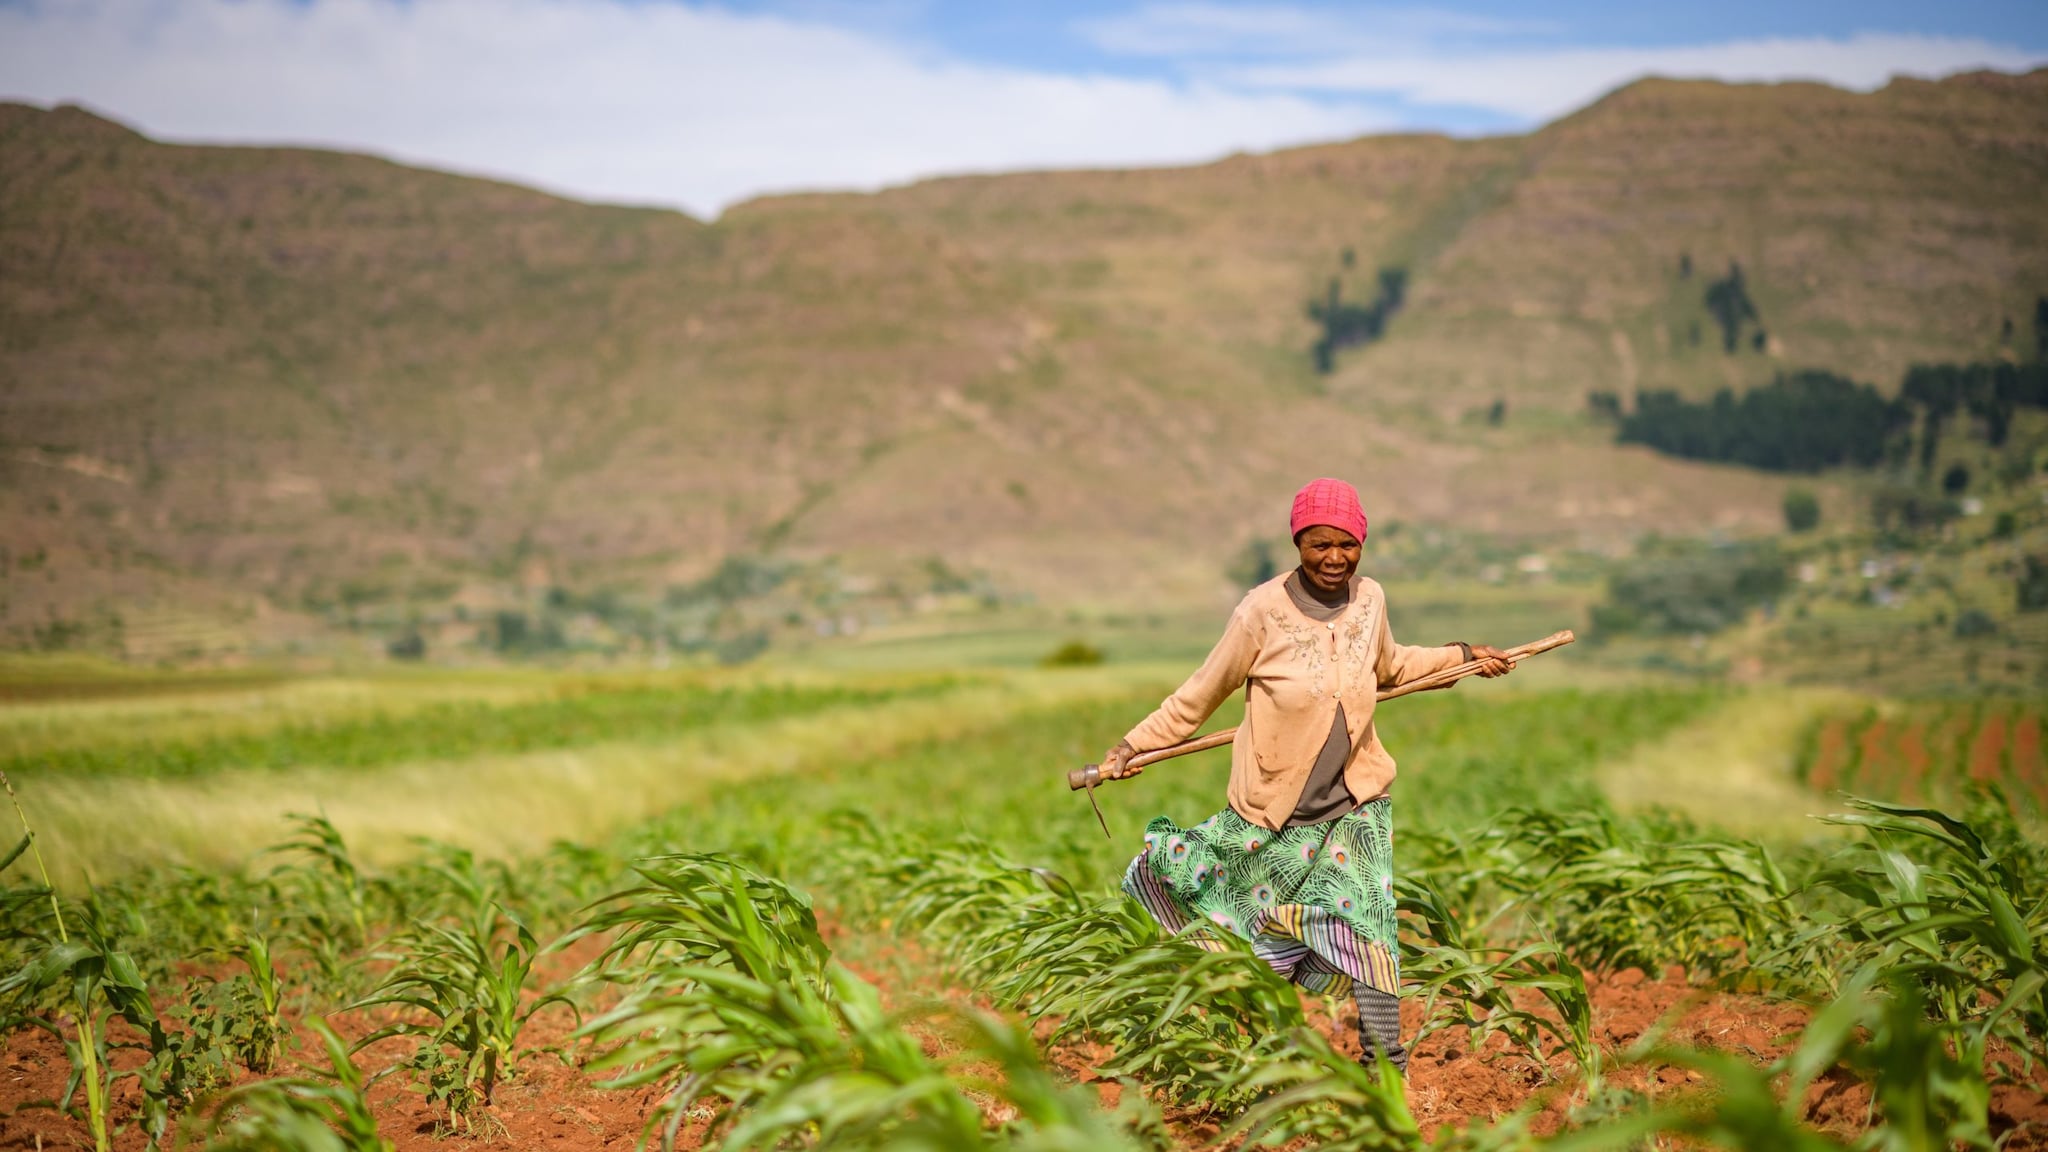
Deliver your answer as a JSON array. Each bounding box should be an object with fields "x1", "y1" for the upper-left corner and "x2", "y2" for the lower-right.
[
  {"x1": 1782, "y1": 488, "x2": 1821, "y2": 533},
  {"x1": 386, "y1": 628, "x2": 427, "y2": 661},
  {"x1": 1703, "y1": 262, "x2": 1761, "y2": 353},
  {"x1": 1942, "y1": 464, "x2": 1971, "y2": 495},
  {"x1": 2020, "y1": 555, "x2": 2048, "y2": 613},
  {"x1": 1308, "y1": 262, "x2": 1408, "y2": 373},
  {"x1": 1591, "y1": 542, "x2": 1786, "y2": 636}
]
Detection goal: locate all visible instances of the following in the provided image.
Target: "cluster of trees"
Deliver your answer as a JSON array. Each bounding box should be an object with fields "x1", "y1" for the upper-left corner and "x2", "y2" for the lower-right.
[
  {"x1": 1601, "y1": 371, "x2": 1910, "y2": 472},
  {"x1": 1901, "y1": 361, "x2": 2048, "y2": 461},
  {"x1": 1308, "y1": 262, "x2": 1407, "y2": 373},
  {"x1": 1590, "y1": 541, "x2": 1787, "y2": 636},
  {"x1": 1595, "y1": 362, "x2": 2048, "y2": 475}
]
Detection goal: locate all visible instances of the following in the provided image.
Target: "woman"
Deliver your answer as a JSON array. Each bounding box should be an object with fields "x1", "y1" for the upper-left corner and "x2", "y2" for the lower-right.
[{"x1": 1098, "y1": 478, "x2": 1511, "y2": 1073}]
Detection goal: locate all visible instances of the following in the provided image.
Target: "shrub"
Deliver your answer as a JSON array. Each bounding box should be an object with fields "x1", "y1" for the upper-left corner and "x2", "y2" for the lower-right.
[
  {"x1": 1953, "y1": 609, "x2": 1998, "y2": 638},
  {"x1": 385, "y1": 629, "x2": 427, "y2": 661},
  {"x1": 1592, "y1": 542, "x2": 1786, "y2": 636},
  {"x1": 1041, "y1": 640, "x2": 1104, "y2": 667},
  {"x1": 1782, "y1": 488, "x2": 1821, "y2": 533},
  {"x1": 2019, "y1": 555, "x2": 2048, "y2": 613}
]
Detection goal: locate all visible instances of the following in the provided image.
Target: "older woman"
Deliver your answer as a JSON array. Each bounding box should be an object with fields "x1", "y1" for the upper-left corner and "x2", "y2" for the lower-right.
[{"x1": 1097, "y1": 478, "x2": 1510, "y2": 1074}]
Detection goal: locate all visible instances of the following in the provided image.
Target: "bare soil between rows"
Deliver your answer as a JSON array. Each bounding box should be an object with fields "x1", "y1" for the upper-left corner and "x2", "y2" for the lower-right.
[{"x1": 5, "y1": 937, "x2": 2044, "y2": 1150}]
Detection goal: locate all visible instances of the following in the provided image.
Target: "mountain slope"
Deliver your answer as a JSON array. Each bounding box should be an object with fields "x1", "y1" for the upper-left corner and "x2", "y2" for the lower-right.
[{"x1": 2, "y1": 72, "x2": 2045, "y2": 651}]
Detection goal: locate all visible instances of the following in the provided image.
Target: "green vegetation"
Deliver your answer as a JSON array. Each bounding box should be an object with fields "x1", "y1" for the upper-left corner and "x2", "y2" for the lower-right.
[
  {"x1": 1904, "y1": 362, "x2": 2048, "y2": 456},
  {"x1": 1616, "y1": 371, "x2": 1908, "y2": 471},
  {"x1": 5, "y1": 676, "x2": 959, "y2": 779},
  {"x1": 1039, "y1": 639, "x2": 1105, "y2": 667},
  {"x1": 1610, "y1": 362, "x2": 2048, "y2": 476},
  {"x1": 4, "y1": 669, "x2": 2040, "y2": 1150},
  {"x1": 1783, "y1": 487, "x2": 1821, "y2": 533},
  {"x1": 1590, "y1": 540, "x2": 1785, "y2": 638},
  {"x1": 1702, "y1": 261, "x2": 1764, "y2": 353},
  {"x1": 8, "y1": 668, "x2": 2039, "y2": 1139},
  {"x1": 1309, "y1": 260, "x2": 1408, "y2": 373}
]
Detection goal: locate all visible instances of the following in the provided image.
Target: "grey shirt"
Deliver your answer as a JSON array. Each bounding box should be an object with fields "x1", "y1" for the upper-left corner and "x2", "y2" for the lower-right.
[{"x1": 1282, "y1": 570, "x2": 1358, "y2": 826}]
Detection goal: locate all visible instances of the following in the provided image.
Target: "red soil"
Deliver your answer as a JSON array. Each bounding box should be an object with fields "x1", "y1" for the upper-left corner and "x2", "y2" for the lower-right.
[
  {"x1": 1806, "y1": 719, "x2": 1850, "y2": 792},
  {"x1": 1970, "y1": 712, "x2": 2010, "y2": 787},
  {"x1": 1895, "y1": 721, "x2": 1931, "y2": 803},
  {"x1": 1855, "y1": 718, "x2": 1893, "y2": 795},
  {"x1": 5, "y1": 937, "x2": 2042, "y2": 1151},
  {"x1": 2015, "y1": 712, "x2": 2046, "y2": 806}
]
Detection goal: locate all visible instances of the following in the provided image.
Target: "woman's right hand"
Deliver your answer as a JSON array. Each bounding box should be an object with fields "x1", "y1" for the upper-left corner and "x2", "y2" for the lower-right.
[{"x1": 1100, "y1": 742, "x2": 1135, "y2": 780}]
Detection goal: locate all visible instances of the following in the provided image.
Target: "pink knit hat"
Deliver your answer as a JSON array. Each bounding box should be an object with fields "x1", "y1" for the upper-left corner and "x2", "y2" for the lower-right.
[{"x1": 1290, "y1": 478, "x2": 1368, "y2": 543}]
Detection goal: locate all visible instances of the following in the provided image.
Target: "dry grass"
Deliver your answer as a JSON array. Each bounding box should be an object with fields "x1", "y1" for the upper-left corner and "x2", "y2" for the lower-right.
[
  {"x1": 12, "y1": 665, "x2": 1171, "y2": 885},
  {"x1": 1595, "y1": 687, "x2": 1864, "y2": 840}
]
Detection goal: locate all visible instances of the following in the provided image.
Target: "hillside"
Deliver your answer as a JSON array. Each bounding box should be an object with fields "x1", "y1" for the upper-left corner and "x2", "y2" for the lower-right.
[{"x1": 3, "y1": 70, "x2": 2046, "y2": 657}]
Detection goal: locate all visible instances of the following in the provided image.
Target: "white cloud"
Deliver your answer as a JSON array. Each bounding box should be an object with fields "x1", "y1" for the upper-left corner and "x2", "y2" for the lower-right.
[
  {"x1": 3, "y1": 2, "x2": 2039, "y2": 216},
  {"x1": 0, "y1": 0, "x2": 1386, "y2": 218},
  {"x1": 1228, "y1": 31, "x2": 2044, "y2": 123},
  {"x1": 1084, "y1": 5, "x2": 2043, "y2": 124}
]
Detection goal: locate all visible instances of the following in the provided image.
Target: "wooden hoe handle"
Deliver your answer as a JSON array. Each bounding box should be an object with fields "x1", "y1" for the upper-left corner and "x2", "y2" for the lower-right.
[{"x1": 1067, "y1": 629, "x2": 1573, "y2": 792}]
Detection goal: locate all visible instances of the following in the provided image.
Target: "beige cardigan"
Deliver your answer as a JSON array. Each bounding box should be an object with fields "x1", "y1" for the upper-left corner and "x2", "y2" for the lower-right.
[{"x1": 1121, "y1": 572, "x2": 1464, "y2": 830}]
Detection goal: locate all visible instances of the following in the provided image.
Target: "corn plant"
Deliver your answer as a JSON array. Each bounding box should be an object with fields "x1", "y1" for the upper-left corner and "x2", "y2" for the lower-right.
[
  {"x1": 574, "y1": 852, "x2": 1155, "y2": 1151},
  {"x1": 186, "y1": 1018, "x2": 392, "y2": 1152},
  {"x1": 1, "y1": 921, "x2": 131, "y2": 1151},
  {"x1": 822, "y1": 823, "x2": 1306, "y2": 1110},
  {"x1": 265, "y1": 814, "x2": 383, "y2": 1000},
  {"x1": 1759, "y1": 798, "x2": 2048, "y2": 1066},
  {"x1": 1399, "y1": 874, "x2": 1598, "y2": 1080},
  {"x1": 571, "y1": 853, "x2": 835, "y2": 1143},
  {"x1": 1220, "y1": 1024, "x2": 1441, "y2": 1152},
  {"x1": 351, "y1": 896, "x2": 567, "y2": 1127},
  {"x1": 1429, "y1": 807, "x2": 1797, "y2": 982},
  {"x1": 268, "y1": 813, "x2": 376, "y2": 945},
  {"x1": 1, "y1": 771, "x2": 132, "y2": 1152}
]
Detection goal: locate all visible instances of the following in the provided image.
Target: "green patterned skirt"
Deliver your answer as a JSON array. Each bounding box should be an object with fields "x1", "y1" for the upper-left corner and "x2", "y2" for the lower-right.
[{"x1": 1120, "y1": 797, "x2": 1400, "y2": 997}]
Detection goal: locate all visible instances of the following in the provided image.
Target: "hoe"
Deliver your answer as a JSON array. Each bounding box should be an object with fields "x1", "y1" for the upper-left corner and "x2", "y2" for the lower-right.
[{"x1": 1067, "y1": 630, "x2": 1576, "y2": 835}]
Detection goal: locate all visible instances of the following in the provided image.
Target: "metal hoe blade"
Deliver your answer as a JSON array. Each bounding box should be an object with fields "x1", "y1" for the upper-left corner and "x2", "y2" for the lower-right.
[{"x1": 1082, "y1": 766, "x2": 1111, "y2": 838}]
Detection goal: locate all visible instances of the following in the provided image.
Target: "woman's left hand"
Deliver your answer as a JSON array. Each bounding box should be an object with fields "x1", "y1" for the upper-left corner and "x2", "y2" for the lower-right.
[{"x1": 1471, "y1": 644, "x2": 1513, "y2": 677}]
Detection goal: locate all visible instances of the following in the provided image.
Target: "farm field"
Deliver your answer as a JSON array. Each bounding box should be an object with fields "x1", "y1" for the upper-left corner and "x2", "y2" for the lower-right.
[
  {"x1": 2, "y1": 665, "x2": 2045, "y2": 1150},
  {"x1": 1801, "y1": 700, "x2": 2048, "y2": 818}
]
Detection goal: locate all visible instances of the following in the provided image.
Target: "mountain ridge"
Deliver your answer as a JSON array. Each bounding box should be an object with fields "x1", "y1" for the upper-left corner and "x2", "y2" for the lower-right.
[{"x1": 3, "y1": 69, "x2": 2045, "y2": 654}]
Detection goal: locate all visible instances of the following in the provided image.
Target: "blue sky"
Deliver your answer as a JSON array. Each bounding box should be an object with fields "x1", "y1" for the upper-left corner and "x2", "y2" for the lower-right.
[
  {"x1": 725, "y1": 0, "x2": 2048, "y2": 132},
  {"x1": 1, "y1": 1, "x2": 2043, "y2": 215}
]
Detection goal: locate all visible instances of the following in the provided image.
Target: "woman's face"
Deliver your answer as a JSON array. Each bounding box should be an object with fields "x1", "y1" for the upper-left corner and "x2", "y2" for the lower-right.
[{"x1": 1296, "y1": 524, "x2": 1361, "y2": 593}]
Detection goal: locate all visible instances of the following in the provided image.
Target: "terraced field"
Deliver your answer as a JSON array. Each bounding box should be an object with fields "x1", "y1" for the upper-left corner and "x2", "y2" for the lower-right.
[{"x1": 1802, "y1": 700, "x2": 2048, "y2": 817}]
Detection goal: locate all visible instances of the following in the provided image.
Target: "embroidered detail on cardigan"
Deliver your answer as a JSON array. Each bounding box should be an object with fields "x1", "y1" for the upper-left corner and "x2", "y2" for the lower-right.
[
  {"x1": 1266, "y1": 608, "x2": 1328, "y2": 698},
  {"x1": 1343, "y1": 595, "x2": 1376, "y2": 685}
]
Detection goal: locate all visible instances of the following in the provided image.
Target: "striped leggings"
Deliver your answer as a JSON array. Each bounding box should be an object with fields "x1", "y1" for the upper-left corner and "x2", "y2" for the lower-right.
[{"x1": 1355, "y1": 985, "x2": 1408, "y2": 1073}]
